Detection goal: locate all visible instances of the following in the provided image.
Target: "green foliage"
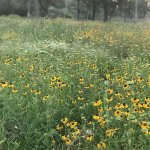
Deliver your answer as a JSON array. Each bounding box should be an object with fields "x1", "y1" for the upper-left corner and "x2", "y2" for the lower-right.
[{"x1": 0, "y1": 16, "x2": 150, "y2": 149}]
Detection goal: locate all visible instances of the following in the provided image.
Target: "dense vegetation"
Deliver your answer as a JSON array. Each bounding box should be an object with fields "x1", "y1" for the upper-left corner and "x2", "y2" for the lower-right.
[
  {"x1": 0, "y1": 0, "x2": 150, "y2": 21},
  {"x1": 0, "y1": 16, "x2": 150, "y2": 149}
]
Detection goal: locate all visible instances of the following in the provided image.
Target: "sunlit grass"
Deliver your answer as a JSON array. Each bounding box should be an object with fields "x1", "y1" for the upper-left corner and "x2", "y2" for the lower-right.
[{"x1": 0, "y1": 16, "x2": 150, "y2": 150}]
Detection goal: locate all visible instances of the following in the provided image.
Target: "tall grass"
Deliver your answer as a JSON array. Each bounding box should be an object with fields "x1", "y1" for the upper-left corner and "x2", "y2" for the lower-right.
[{"x1": 0, "y1": 16, "x2": 150, "y2": 150}]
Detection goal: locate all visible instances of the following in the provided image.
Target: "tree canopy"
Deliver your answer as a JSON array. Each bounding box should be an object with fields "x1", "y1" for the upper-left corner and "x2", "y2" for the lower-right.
[{"x1": 0, "y1": 0, "x2": 149, "y2": 21}]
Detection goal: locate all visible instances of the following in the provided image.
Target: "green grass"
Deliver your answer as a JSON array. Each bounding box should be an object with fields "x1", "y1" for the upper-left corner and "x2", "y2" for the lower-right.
[{"x1": 0, "y1": 15, "x2": 150, "y2": 150}]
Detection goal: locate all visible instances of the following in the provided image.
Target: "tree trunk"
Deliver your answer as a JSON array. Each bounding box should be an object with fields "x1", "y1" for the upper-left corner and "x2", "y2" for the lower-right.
[
  {"x1": 103, "y1": 0, "x2": 108, "y2": 22},
  {"x1": 77, "y1": 0, "x2": 80, "y2": 20},
  {"x1": 34, "y1": 0, "x2": 40, "y2": 17},
  {"x1": 124, "y1": 0, "x2": 127, "y2": 22},
  {"x1": 65, "y1": 0, "x2": 68, "y2": 10},
  {"x1": 134, "y1": 0, "x2": 138, "y2": 22},
  {"x1": 27, "y1": 0, "x2": 31, "y2": 18},
  {"x1": 92, "y1": 0, "x2": 96, "y2": 21},
  {"x1": 38, "y1": 0, "x2": 48, "y2": 16}
]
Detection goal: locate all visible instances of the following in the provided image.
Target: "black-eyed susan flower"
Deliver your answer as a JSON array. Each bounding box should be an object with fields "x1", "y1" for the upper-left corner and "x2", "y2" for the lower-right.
[
  {"x1": 107, "y1": 89, "x2": 113, "y2": 94},
  {"x1": 86, "y1": 135, "x2": 93, "y2": 141},
  {"x1": 106, "y1": 97, "x2": 113, "y2": 102},
  {"x1": 24, "y1": 84, "x2": 30, "y2": 88},
  {"x1": 98, "y1": 107, "x2": 103, "y2": 112},
  {"x1": 61, "y1": 118, "x2": 68, "y2": 125},
  {"x1": 43, "y1": 95, "x2": 49, "y2": 101},
  {"x1": 51, "y1": 76, "x2": 57, "y2": 82},
  {"x1": 89, "y1": 83, "x2": 94, "y2": 88},
  {"x1": 131, "y1": 98, "x2": 139, "y2": 103},
  {"x1": 137, "y1": 77, "x2": 144, "y2": 83},
  {"x1": 93, "y1": 115, "x2": 101, "y2": 120},
  {"x1": 65, "y1": 139, "x2": 72, "y2": 145},
  {"x1": 145, "y1": 130, "x2": 150, "y2": 135},
  {"x1": 78, "y1": 89, "x2": 83, "y2": 93},
  {"x1": 79, "y1": 77, "x2": 84, "y2": 84},
  {"x1": 29, "y1": 65, "x2": 34, "y2": 71},
  {"x1": 78, "y1": 96, "x2": 84, "y2": 101},
  {"x1": 123, "y1": 83, "x2": 129, "y2": 89},
  {"x1": 122, "y1": 103, "x2": 128, "y2": 108},
  {"x1": 93, "y1": 100, "x2": 102, "y2": 107},
  {"x1": 9, "y1": 83, "x2": 15, "y2": 88},
  {"x1": 106, "y1": 73, "x2": 110, "y2": 80},
  {"x1": 92, "y1": 64, "x2": 97, "y2": 69},
  {"x1": 115, "y1": 92, "x2": 120, "y2": 97},
  {"x1": 20, "y1": 74, "x2": 25, "y2": 78},
  {"x1": 56, "y1": 125, "x2": 63, "y2": 130},
  {"x1": 1, "y1": 82, "x2": 8, "y2": 88},
  {"x1": 105, "y1": 128, "x2": 118, "y2": 138},
  {"x1": 107, "y1": 107, "x2": 112, "y2": 111},
  {"x1": 12, "y1": 88, "x2": 18, "y2": 93},
  {"x1": 35, "y1": 90, "x2": 41, "y2": 95},
  {"x1": 97, "y1": 141, "x2": 106, "y2": 149},
  {"x1": 141, "y1": 121, "x2": 149, "y2": 129},
  {"x1": 114, "y1": 110, "x2": 122, "y2": 117},
  {"x1": 61, "y1": 135, "x2": 67, "y2": 141},
  {"x1": 124, "y1": 110, "x2": 130, "y2": 117},
  {"x1": 105, "y1": 129, "x2": 114, "y2": 137},
  {"x1": 69, "y1": 121, "x2": 78, "y2": 129}
]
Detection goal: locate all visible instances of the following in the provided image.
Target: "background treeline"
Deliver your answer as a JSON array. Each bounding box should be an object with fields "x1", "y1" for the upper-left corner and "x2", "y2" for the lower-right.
[{"x1": 0, "y1": 0, "x2": 150, "y2": 21}]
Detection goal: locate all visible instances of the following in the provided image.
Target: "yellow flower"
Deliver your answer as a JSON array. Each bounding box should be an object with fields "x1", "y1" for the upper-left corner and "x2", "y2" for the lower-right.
[
  {"x1": 124, "y1": 110, "x2": 130, "y2": 117},
  {"x1": 61, "y1": 118, "x2": 68, "y2": 125},
  {"x1": 79, "y1": 77, "x2": 84, "y2": 84},
  {"x1": 106, "y1": 97, "x2": 113, "y2": 102},
  {"x1": 121, "y1": 103, "x2": 128, "y2": 108},
  {"x1": 92, "y1": 64, "x2": 97, "y2": 69},
  {"x1": 105, "y1": 128, "x2": 118, "y2": 137},
  {"x1": 29, "y1": 65, "x2": 34, "y2": 71},
  {"x1": 61, "y1": 135, "x2": 67, "y2": 141},
  {"x1": 98, "y1": 107, "x2": 103, "y2": 112},
  {"x1": 131, "y1": 98, "x2": 139, "y2": 103},
  {"x1": 123, "y1": 83, "x2": 129, "y2": 89},
  {"x1": 65, "y1": 139, "x2": 72, "y2": 145},
  {"x1": 43, "y1": 95, "x2": 49, "y2": 101},
  {"x1": 86, "y1": 135, "x2": 93, "y2": 141},
  {"x1": 141, "y1": 121, "x2": 149, "y2": 129},
  {"x1": 105, "y1": 129, "x2": 114, "y2": 137},
  {"x1": 9, "y1": 83, "x2": 15, "y2": 88},
  {"x1": 145, "y1": 131, "x2": 150, "y2": 135},
  {"x1": 35, "y1": 90, "x2": 42, "y2": 95},
  {"x1": 56, "y1": 125, "x2": 63, "y2": 130},
  {"x1": 107, "y1": 89, "x2": 113, "y2": 94},
  {"x1": 20, "y1": 74, "x2": 25, "y2": 78},
  {"x1": 93, "y1": 115, "x2": 101, "y2": 120},
  {"x1": 31, "y1": 89, "x2": 36, "y2": 93},
  {"x1": 12, "y1": 88, "x2": 18, "y2": 93},
  {"x1": 78, "y1": 89, "x2": 83, "y2": 93},
  {"x1": 69, "y1": 121, "x2": 78, "y2": 128},
  {"x1": 78, "y1": 97, "x2": 84, "y2": 101},
  {"x1": 137, "y1": 77, "x2": 144, "y2": 82},
  {"x1": 24, "y1": 84, "x2": 30, "y2": 88},
  {"x1": 115, "y1": 92, "x2": 120, "y2": 97},
  {"x1": 106, "y1": 74, "x2": 110, "y2": 80},
  {"x1": 16, "y1": 57, "x2": 21, "y2": 61},
  {"x1": 89, "y1": 83, "x2": 94, "y2": 88},
  {"x1": 1, "y1": 82, "x2": 8, "y2": 88},
  {"x1": 97, "y1": 142, "x2": 106, "y2": 149},
  {"x1": 93, "y1": 100, "x2": 102, "y2": 107},
  {"x1": 114, "y1": 110, "x2": 122, "y2": 117},
  {"x1": 51, "y1": 76, "x2": 57, "y2": 82}
]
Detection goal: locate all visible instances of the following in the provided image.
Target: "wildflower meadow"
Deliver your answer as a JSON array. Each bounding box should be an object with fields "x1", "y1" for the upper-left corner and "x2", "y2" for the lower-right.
[{"x1": 0, "y1": 16, "x2": 150, "y2": 150}]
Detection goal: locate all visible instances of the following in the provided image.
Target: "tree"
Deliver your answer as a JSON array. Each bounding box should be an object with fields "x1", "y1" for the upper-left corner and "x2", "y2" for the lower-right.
[
  {"x1": 134, "y1": 0, "x2": 138, "y2": 21},
  {"x1": 77, "y1": 0, "x2": 80, "y2": 20}
]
